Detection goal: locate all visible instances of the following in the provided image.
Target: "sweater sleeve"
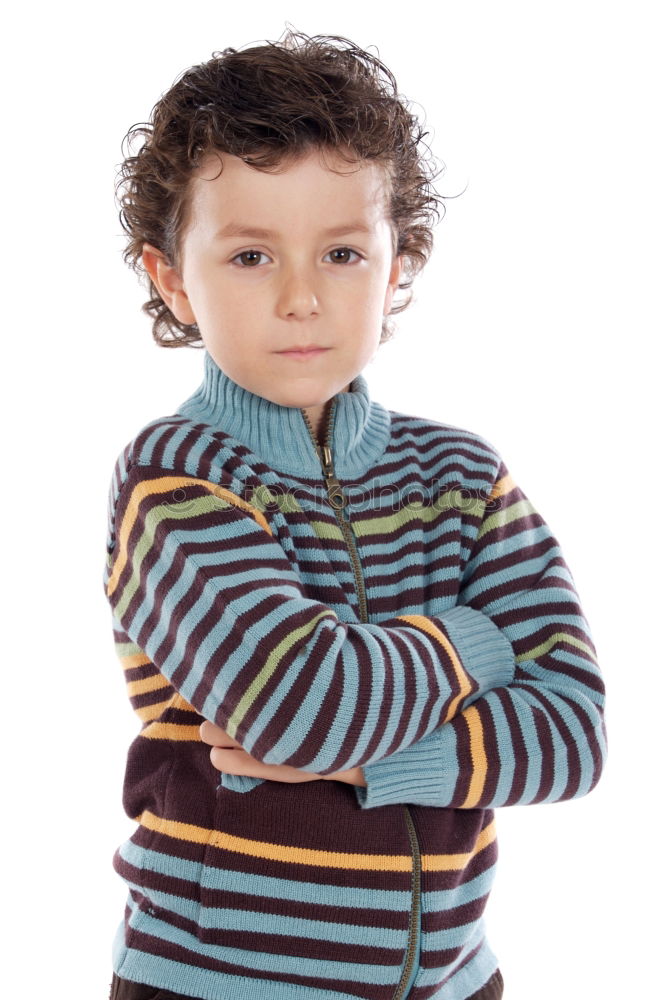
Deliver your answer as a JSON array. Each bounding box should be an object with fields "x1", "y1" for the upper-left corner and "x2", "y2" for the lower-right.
[
  {"x1": 104, "y1": 463, "x2": 515, "y2": 774},
  {"x1": 355, "y1": 458, "x2": 606, "y2": 809}
]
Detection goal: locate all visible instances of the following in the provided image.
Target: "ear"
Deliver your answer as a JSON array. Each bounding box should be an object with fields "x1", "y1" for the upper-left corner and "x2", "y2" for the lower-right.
[
  {"x1": 383, "y1": 255, "x2": 403, "y2": 316},
  {"x1": 142, "y1": 243, "x2": 197, "y2": 326}
]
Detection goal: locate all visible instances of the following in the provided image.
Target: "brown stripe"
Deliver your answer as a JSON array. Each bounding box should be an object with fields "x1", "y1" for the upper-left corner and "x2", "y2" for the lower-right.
[
  {"x1": 264, "y1": 629, "x2": 346, "y2": 770},
  {"x1": 421, "y1": 892, "x2": 490, "y2": 932},
  {"x1": 126, "y1": 928, "x2": 399, "y2": 1000},
  {"x1": 420, "y1": 845, "x2": 497, "y2": 893},
  {"x1": 475, "y1": 697, "x2": 501, "y2": 805},
  {"x1": 115, "y1": 836, "x2": 413, "y2": 893},
  {"x1": 527, "y1": 685, "x2": 556, "y2": 801},
  {"x1": 130, "y1": 890, "x2": 406, "y2": 963},
  {"x1": 450, "y1": 708, "x2": 473, "y2": 804},
  {"x1": 202, "y1": 889, "x2": 409, "y2": 930},
  {"x1": 494, "y1": 688, "x2": 528, "y2": 805},
  {"x1": 418, "y1": 936, "x2": 485, "y2": 972},
  {"x1": 236, "y1": 620, "x2": 338, "y2": 766},
  {"x1": 136, "y1": 422, "x2": 189, "y2": 469},
  {"x1": 520, "y1": 682, "x2": 584, "y2": 800},
  {"x1": 350, "y1": 627, "x2": 398, "y2": 766}
]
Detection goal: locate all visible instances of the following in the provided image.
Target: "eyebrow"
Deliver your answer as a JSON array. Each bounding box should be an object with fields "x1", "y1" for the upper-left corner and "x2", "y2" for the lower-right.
[{"x1": 214, "y1": 221, "x2": 375, "y2": 241}]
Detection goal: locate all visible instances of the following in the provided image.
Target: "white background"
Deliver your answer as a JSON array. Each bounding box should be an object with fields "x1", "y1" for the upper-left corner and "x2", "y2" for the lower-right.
[{"x1": 2, "y1": 2, "x2": 660, "y2": 997}]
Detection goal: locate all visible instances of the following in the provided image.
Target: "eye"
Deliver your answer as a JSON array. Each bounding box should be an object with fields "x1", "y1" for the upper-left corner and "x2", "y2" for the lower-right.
[
  {"x1": 325, "y1": 247, "x2": 362, "y2": 264},
  {"x1": 231, "y1": 250, "x2": 269, "y2": 267}
]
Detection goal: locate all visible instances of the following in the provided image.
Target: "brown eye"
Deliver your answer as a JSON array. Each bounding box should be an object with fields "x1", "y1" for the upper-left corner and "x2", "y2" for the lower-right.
[
  {"x1": 326, "y1": 248, "x2": 360, "y2": 264},
  {"x1": 233, "y1": 250, "x2": 266, "y2": 267}
]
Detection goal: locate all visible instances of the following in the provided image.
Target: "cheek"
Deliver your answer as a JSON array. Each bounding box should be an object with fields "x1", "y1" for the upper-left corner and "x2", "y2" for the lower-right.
[
  {"x1": 360, "y1": 280, "x2": 391, "y2": 321},
  {"x1": 191, "y1": 273, "x2": 253, "y2": 324}
]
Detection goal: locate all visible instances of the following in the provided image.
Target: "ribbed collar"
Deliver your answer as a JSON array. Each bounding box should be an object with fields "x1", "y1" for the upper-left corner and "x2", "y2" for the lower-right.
[{"x1": 176, "y1": 351, "x2": 391, "y2": 478}]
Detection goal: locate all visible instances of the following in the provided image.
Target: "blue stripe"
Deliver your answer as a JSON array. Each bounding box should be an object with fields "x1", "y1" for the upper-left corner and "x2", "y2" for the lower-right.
[
  {"x1": 358, "y1": 624, "x2": 436, "y2": 764},
  {"x1": 416, "y1": 920, "x2": 485, "y2": 976},
  {"x1": 483, "y1": 692, "x2": 517, "y2": 807},
  {"x1": 300, "y1": 642, "x2": 361, "y2": 772},
  {"x1": 115, "y1": 942, "x2": 372, "y2": 1000},
  {"x1": 162, "y1": 423, "x2": 201, "y2": 468},
  {"x1": 413, "y1": 932, "x2": 498, "y2": 988},
  {"x1": 120, "y1": 838, "x2": 411, "y2": 910},
  {"x1": 246, "y1": 624, "x2": 347, "y2": 764},
  {"x1": 136, "y1": 421, "x2": 177, "y2": 466},
  {"x1": 383, "y1": 428, "x2": 497, "y2": 475},
  {"x1": 121, "y1": 895, "x2": 405, "y2": 985},
  {"x1": 510, "y1": 695, "x2": 545, "y2": 802},
  {"x1": 323, "y1": 638, "x2": 381, "y2": 767},
  {"x1": 421, "y1": 867, "x2": 497, "y2": 912},
  {"x1": 122, "y1": 877, "x2": 407, "y2": 947},
  {"x1": 422, "y1": 917, "x2": 492, "y2": 952},
  {"x1": 127, "y1": 882, "x2": 407, "y2": 951}
]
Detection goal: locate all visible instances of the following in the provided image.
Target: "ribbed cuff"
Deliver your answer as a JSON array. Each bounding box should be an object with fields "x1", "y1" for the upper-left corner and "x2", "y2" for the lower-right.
[
  {"x1": 356, "y1": 606, "x2": 514, "y2": 809},
  {"x1": 356, "y1": 729, "x2": 446, "y2": 808},
  {"x1": 435, "y1": 604, "x2": 515, "y2": 693}
]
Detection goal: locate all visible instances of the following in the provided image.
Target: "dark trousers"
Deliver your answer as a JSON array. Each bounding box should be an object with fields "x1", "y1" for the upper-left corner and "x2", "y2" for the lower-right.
[{"x1": 109, "y1": 967, "x2": 504, "y2": 999}]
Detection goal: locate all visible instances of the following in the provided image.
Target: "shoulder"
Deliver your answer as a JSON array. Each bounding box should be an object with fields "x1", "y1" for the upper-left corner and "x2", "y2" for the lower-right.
[
  {"x1": 105, "y1": 411, "x2": 259, "y2": 511},
  {"x1": 384, "y1": 405, "x2": 504, "y2": 483}
]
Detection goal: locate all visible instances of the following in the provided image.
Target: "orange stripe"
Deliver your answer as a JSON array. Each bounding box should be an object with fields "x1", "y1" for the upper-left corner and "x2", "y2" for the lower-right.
[
  {"x1": 421, "y1": 818, "x2": 496, "y2": 871},
  {"x1": 461, "y1": 705, "x2": 488, "y2": 808},
  {"x1": 135, "y1": 810, "x2": 496, "y2": 872},
  {"x1": 135, "y1": 702, "x2": 171, "y2": 723},
  {"x1": 140, "y1": 722, "x2": 204, "y2": 741},
  {"x1": 107, "y1": 475, "x2": 272, "y2": 597},
  {"x1": 119, "y1": 652, "x2": 152, "y2": 671},
  {"x1": 490, "y1": 472, "x2": 516, "y2": 502},
  {"x1": 131, "y1": 690, "x2": 200, "y2": 724},
  {"x1": 127, "y1": 673, "x2": 171, "y2": 697},
  {"x1": 393, "y1": 614, "x2": 473, "y2": 719}
]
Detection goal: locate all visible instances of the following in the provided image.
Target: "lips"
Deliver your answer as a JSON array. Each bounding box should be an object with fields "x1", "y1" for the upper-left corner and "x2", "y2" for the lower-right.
[
  {"x1": 278, "y1": 345, "x2": 329, "y2": 353},
  {"x1": 276, "y1": 347, "x2": 330, "y2": 358}
]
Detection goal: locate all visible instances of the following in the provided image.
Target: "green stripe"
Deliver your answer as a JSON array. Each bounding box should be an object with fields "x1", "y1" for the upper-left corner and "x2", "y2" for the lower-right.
[
  {"x1": 114, "y1": 494, "x2": 235, "y2": 619},
  {"x1": 227, "y1": 609, "x2": 335, "y2": 738},
  {"x1": 353, "y1": 491, "x2": 487, "y2": 539},
  {"x1": 478, "y1": 497, "x2": 534, "y2": 539},
  {"x1": 309, "y1": 519, "x2": 345, "y2": 541},
  {"x1": 517, "y1": 630, "x2": 598, "y2": 664},
  {"x1": 114, "y1": 640, "x2": 144, "y2": 656}
]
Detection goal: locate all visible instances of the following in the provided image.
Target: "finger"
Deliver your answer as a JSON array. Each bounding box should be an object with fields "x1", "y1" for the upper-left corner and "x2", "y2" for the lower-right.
[
  {"x1": 209, "y1": 748, "x2": 320, "y2": 784},
  {"x1": 199, "y1": 720, "x2": 227, "y2": 743},
  {"x1": 210, "y1": 747, "x2": 265, "y2": 776},
  {"x1": 199, "y1": 720, "x2": 241, "y2": 748}
]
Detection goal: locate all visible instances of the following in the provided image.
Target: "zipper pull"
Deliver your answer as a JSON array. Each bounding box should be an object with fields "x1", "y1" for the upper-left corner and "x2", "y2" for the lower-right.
[{"x1": 320, "y1": 445, "x2": 347, "y2": 511}]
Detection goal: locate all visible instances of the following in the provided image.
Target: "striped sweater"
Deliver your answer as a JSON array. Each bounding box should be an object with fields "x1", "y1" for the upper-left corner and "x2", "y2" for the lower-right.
[{"x1": 102, "y1": 351, "x2": 606, "y2": 1000}]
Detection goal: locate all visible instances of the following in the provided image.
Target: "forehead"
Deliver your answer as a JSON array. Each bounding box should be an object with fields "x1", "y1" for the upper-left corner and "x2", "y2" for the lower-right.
[{"x1": 186, "y1": 148, "x2": 393, "y2": 231}]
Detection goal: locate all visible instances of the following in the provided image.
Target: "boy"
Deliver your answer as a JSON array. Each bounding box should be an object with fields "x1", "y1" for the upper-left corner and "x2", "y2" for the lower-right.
[{"x1": 103, "y1": 28, "x2": 606, "y2": 1000}]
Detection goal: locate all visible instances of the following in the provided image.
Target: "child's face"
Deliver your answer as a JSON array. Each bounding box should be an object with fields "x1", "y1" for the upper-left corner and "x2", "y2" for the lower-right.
[{"x1": 143, "y1": 147, "x2": 402, "y2": 432}]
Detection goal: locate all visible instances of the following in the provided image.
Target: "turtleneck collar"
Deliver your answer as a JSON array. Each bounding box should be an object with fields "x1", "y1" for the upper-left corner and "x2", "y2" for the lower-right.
[{"x1": 176, "y1": 351, "x2": 391, "y2": 478}]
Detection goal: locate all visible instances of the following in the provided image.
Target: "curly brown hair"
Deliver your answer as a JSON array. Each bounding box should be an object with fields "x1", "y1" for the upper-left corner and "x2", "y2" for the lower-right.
[{"x1": 116, "y1": 27, "x2": 447, "y2": 347}]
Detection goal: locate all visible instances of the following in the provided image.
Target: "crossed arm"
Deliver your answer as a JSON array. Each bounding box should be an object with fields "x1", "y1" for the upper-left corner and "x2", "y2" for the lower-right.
[
  {"x1": 199, "y1": 458, "x2": 606, "y2": 807},
  {"x1": 199, "y1": 719, "x2": 366, "y2": 786},
  {"x1": 106, "y1": 459, "x2": 605, "y2": 809},
  {"x1": 106, "y1": 464, "x2": 515, "y2": 777}
]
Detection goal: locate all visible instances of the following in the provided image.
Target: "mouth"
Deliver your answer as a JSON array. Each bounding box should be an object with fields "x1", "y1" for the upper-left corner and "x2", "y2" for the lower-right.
[{"x1": 275, "y1": 347, "x2": 331, "y2": 360}]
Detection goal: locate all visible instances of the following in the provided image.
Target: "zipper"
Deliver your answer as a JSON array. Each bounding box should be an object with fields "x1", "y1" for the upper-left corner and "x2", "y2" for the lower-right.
[
  {"x1": 393, "y1": 806, "x2": 422, "y2": 1000},
  {"x1": 300, "y1": 401, "x2": 369, "y2": 622},
  {"x1": 300, "y1": 400, "x2": 422, "y2": 999}
]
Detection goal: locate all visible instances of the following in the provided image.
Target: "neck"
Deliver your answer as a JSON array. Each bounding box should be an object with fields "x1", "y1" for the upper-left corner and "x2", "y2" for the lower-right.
[
  {"x1": 176, "y1": 351, "x2": 391, "y2": 478},
  {"x1": 303, "y1": 389, "x2": 349, "y2": 445}
]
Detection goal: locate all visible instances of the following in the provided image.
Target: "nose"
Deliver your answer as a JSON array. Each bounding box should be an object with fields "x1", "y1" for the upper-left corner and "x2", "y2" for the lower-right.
[{"x1": 276, "y1": 264, "x2": 320, "y2": 320}]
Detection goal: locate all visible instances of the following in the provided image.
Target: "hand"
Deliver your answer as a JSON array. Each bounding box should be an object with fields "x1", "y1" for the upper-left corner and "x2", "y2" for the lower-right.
[{"x1": 199, "y1": 721, "x2": 366, "y2": 787}]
